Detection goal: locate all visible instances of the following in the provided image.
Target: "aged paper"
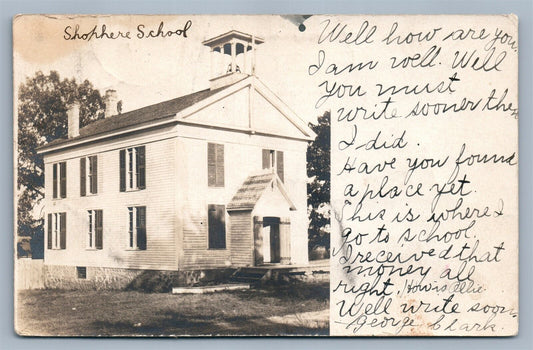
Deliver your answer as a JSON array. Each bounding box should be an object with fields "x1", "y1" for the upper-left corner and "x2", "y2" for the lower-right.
[
  {"x1": 325, "y1": 15, "x2": 519, "y2": 336},
  {"x1": 13, "y1": 14, "x2": 517, "y2": 336}
]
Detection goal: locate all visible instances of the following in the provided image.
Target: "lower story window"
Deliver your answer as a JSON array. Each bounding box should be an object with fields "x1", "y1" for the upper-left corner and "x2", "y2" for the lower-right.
[
  {"x1": 208, "y1": 204, "x2": 226, "y2": 249},
  {"x1": 128, "y1": 206, "x2": 146, "y2": 250},
  {"x1": 87, "y1": 210, "x2": 103, "y2": 249},
  {"x1": 47, "y1": 212, "x2": 66, "y2": 250},
  {"x1": 77, "y1": 266, "x2": 87, "y2": 279}
]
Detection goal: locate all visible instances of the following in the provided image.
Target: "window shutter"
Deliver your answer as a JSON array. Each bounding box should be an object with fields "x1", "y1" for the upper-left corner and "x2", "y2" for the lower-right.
[
  {"x1": 137, "y1": 207, "x2": 146, "y2": 250},
  {"x1": 80, "y1": 158, "x2": 86, "y2": 196},
  {"x1": 136, "y1": 146, "x2": 146, "y2": 189},
  {"x1": 59, "y1": 212, "x2": 66, "y2": 249},
  {"x1": 216, "y1": 205, "x2": 226, "y2": 248},
  {"x1": 91, "y1": 156, "x2": 98, "y2": 194},
  {"x1": 208, "y1": 205, "x2": 216, "y2": 248},
  {"x1": 119, "y1": 149, "x2": 126, "y2": 192},
  {"x1": 276, "y1": 151, "x2": 284, "y2": 182},
  {"x1": 216, "y1": 144, "x2": 224, "y2": 187},
  {"x1": 53, "y1": 164, "x2": 58, "y2": 198},
  {"x1": 47, "y1": 214, "x2": 52, "y2": 249},
  {"x1": 95, "y1": 210, "x2": 103, "y2": 249},
  {"x1": 128, "y1": 208, "x2": 134, "y2": 248},
  {"x1": 207, "y1": 143, "x2": 216, "y2": 186},
  {"x1": 262, "y1": 149, "x2": 270, "y2": 169},
  {"x1": 208, "y1": 204, "x2": 226, "y2": 249},
  {"x1": 60, "y1": 162, "x2": 67, "y2": 198}
]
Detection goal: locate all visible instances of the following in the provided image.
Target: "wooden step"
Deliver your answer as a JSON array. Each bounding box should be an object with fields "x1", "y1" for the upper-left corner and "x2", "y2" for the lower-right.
[{"x1": 229, "y1": 268, "x2": 269, "y2": 284}]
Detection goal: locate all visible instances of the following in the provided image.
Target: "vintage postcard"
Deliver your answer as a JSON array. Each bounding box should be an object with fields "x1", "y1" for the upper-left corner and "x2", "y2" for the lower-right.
[{"x1": 13, "y1": 14, "x2": 518, "y2": 336}]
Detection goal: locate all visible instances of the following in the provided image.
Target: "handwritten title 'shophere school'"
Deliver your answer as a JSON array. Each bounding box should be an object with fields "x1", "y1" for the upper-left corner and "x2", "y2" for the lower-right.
[{"x1": 36, "y1": 31, "x2": 316, "y2": 288}]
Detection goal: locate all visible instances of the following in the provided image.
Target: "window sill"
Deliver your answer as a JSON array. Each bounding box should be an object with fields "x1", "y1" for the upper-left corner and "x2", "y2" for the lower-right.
[
  {"x1": 208, "y1": 248, "x2": 227, "y2": 250},
  {"x1": 125, "y1": 248, "x2": 146, "y2": 251},
  {"x1": 81, "y1": 193, "x2": 98, "y2": 197},
  {"x1": 85, "y1": 248, "x2": 102, "y2": 251},
  {"x1": 121, "y1": 188, "x2": 146, "y2": 193}
]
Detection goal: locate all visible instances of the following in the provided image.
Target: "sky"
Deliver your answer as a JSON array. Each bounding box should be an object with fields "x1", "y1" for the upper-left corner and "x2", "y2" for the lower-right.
[{"x1": 13, "y1": 15, "x2": 327, "y2": 124}]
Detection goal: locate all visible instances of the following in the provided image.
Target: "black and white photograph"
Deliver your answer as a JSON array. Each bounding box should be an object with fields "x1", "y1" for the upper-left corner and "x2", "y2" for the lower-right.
[
  {"x1": 14, "y1": 13, "x2": 520, "y2": 337},
  {"x1": 14, "y1": 15, "x2": 330, "y2": 336}
]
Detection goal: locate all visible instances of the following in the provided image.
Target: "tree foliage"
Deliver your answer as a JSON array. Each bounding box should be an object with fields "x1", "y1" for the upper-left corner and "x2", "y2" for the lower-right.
[
  {"x1": 307, "y1": 111, "x2": 330, "y2": 255},
  {"x1": 17, "y1": 71, "x2": 104, "y2": 257}
]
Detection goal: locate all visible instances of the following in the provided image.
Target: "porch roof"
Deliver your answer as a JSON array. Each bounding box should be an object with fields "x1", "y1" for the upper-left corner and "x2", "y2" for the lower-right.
[{"x1": 227, "y1": 172, "x2": 296, "y2": 211}]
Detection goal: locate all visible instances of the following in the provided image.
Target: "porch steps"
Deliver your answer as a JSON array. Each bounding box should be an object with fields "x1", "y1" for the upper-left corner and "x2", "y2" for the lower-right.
[
  {"x1": 229, "y1": 262, "x2": 330, "y2": 284},
  {"x1": 229, "y1": 267, "x2": 270, "y2": 284}
]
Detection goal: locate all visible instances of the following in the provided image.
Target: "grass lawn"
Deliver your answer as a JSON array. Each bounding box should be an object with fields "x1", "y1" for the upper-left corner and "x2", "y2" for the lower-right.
[{"x1": 16, "y1": 282, "x2": 329, "y2": 336}]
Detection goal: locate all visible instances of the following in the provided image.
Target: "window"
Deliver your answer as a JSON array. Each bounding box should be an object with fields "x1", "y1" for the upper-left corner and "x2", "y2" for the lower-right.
[
  {"x1": 262, "y1": 149, "x2": 284, "y2": 182},
  {"x1": 52, "y1": 162, "x2": 67, "y2": 198},
  {"x1": 77, "y1": 267, "x2": 87, "y2": 279},
  {"x1": 128, "y1": 206, "x2": 146, "y2": 250},
  {"x1": 87, "y1": 209, "x2": 103, "y2": 249},
  {"x1": 207, "y1": 143, "x2": 224, "y2": 187},
  {"x1": 47, "y1": 212, "x2": 66, "y2": 249},
  {"x1": 80, "y1": 156, "x2": 98, "y2": 196},
  {"x1": 120, "y1": 146, "x2": 146, "y2": 192},
  {"x1": 208, "y1": 204, "x2": 226, "y2": 249}
]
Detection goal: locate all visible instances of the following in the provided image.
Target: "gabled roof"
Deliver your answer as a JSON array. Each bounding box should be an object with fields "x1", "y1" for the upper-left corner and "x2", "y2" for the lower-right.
[
  {"x1": 41, "y1": 84, "x2": 230, "y2": 149},
  {"x1": 202, "y1": 30, "x2": 265, "y2": 48},
  {"x1": 227, "y1": 172, "x2": 296, "y2": 211},
  {"x1": 37, "y1": 75, "x2": 316, "y2": 154}
]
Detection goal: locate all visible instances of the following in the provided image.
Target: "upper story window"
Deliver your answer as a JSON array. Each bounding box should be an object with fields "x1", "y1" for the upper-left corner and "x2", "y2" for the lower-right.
[
  {"x1": 262, "y1": 149, "x2": 284, "y2": 182},
  {"x1": 87, "y1": 209, "x2": 103, "y2": 250},
  {"x1": 47, "y1": 212, "x2": 66, "y2": 250},
  {"x1": 52, "y1": 162, "x2": 67, "y2": 199},
  {"x1": 80, "y1": 156, "x2": 98, "y2": 196},
  {"x1": 208, "y1": 143, "x2": 224, "y2": 187},
  {"x1": 128, "y1": 206, "x2": 146, "y2": 250},
  {"x1": 120, "y1": 146, "x2": 146, "y2": 192}
]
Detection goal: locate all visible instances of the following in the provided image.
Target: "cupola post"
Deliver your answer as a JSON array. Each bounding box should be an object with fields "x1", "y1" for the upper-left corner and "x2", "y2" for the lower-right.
[{"x1": 202, "y1": 31, "x2": 265, "y2": 90}]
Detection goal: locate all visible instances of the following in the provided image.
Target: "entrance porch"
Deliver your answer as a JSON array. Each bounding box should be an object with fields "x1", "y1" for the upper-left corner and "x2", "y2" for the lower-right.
[{"x1": 227, "y1": 172, "x2": 296, "y2": 267}]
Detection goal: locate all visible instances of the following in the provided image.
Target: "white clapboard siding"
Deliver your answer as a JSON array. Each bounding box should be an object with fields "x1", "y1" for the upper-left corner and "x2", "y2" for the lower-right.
[
  {"x1": 180, "y1": 201, "x2": 232, "y2": 269},
  {"x1": 42, "y1": 84, "x2": 311, "y2": 272},
  {"x1": 177, "y1": 121, "x2": 309, "y2": 268},
  {"x1": 44, "y1": 130, "x2": 178, "y2": 271},
  {"x1": 229, "y1": 211, "x2": 253, "y2": 266}
]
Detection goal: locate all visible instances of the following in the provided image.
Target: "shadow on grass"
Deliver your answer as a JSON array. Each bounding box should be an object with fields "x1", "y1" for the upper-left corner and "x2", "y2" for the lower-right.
[
  {"x1": 232, "y1": 281, "x2": 329, "y2": 303},
  {"x1": 18, "y1": 281, "x2": 330, "y2": 336},
  {"x1": 90, "y1": 284, "x2": 330, "y2": 336},
  {"x1": 260, "y1": 281, "x2": 329, "y2": 300},
  {"x1": 91, "y1": 310, "x2": 328, "y2": 336},
  {"x1": 125, "y1": 269, "x2": 237, "y2": 293}
]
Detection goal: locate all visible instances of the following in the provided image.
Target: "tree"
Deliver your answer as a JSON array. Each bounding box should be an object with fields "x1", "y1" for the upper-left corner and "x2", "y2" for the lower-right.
[
  {"x1": 307, "y1": 111, "x2": 330, "y2": 257},
  {"x1": 17, "y1": 71, "x2": 105, "y2": 258}
]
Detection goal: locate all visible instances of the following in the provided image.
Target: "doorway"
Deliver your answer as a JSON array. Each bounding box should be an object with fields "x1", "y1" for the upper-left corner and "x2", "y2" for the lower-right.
[{"x1": 262, "y1": 217, "x2": 280, "y2": 264}]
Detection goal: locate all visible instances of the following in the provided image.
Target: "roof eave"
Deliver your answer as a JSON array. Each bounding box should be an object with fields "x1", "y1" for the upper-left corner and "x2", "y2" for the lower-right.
[
  {"x1": 202, "y1": 30, "x2": 265, "y2": 47},
  {"x1": 37, "y1": 75, "x2": 316, "y2": 154},
  {"x1": 36, "y1": 117, "x2": 178, "y2": 155},
  {"x1": 226, "y1": 206, "x2": 254, "y2": 212}
]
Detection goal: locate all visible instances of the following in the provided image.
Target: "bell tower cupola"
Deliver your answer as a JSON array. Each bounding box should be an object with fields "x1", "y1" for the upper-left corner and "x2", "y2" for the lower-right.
[{"x1": 203, "y1": 30, "x2": 265, "y2": 90}]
